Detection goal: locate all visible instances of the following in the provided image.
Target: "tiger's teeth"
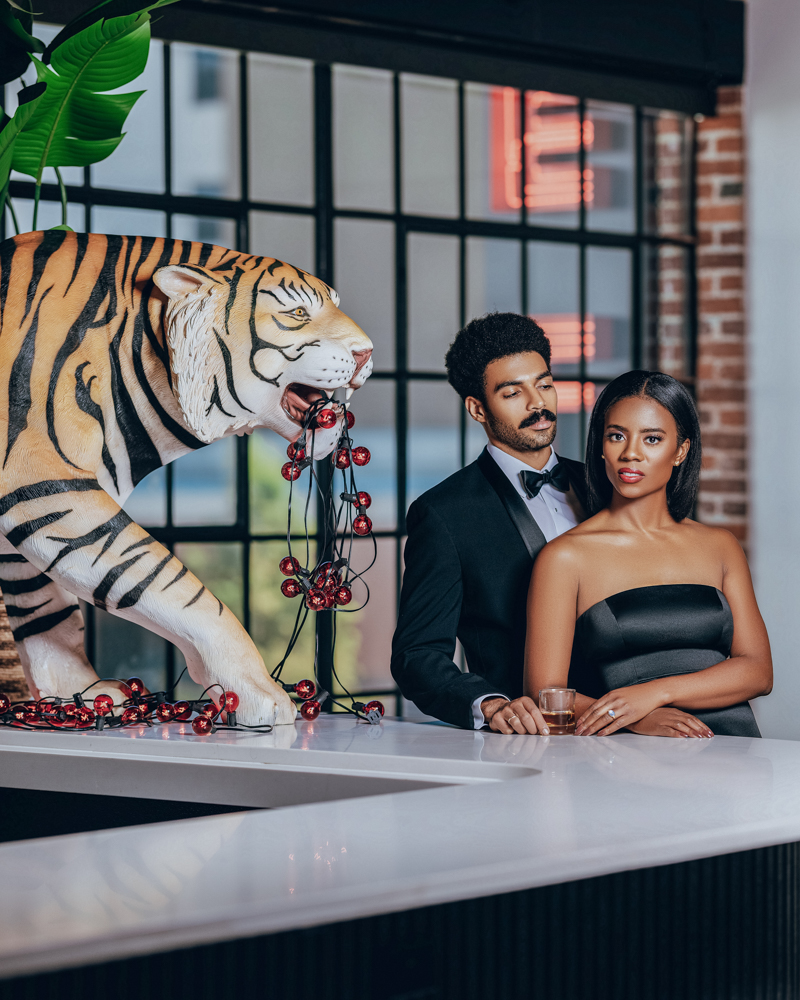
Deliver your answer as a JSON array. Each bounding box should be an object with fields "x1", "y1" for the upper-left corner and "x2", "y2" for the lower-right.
[{"x1": 345, "y1": 387, "x2": 354, "y2": 400}]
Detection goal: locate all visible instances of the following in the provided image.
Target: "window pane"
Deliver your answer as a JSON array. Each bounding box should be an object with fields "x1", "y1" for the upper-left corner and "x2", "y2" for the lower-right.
[
  {"x1": 408, "y1": 233, "x2": 460, "y2": 371},
  {"x1": 249, "y1": 53, "x2": 313, "y2": 206},
  {"x1": 93, "y1": 608, "x2": 168, "y2": 694},
  {"x1": 644, "y1": 244, "x2": 691, "y2": 378},
  {"x1": 466, "y1": 237, "x2": 521, "y2": 321},
  {"x1": 552, "y1": 381, "x2": 593, "y2": 461},
  {"x1": 334, "y1": 218, "x2": 395, "y2": 370},
  {"x1": 251, "y1": 540, "x2": 317, "y2": 686},
  {"x1": 172, "y1": 44, "x2": 240, "y2": 199},
  {"x1": 7, "y1": 198, "x2": 83, "y2": 233},
  {"x1": 171, "y1": 215, "x2": 237, "y2": 247},
  {"x1": 92, "y1": 205, "x2": 166, "y2": 236},
  {"x1": 172, "y1": 437, "x2": 236, "y2": 526},
  {"x1": 333, "y1": 65, "x2": 394, "y2": 212},
  {"x1": 401, "y1": 74, "x2": 458, "y2": 217},
  {"x1": 586, "y1": 246, "x2": 632, "y2": 379},
  {"x1": 123, "y1": 467, "x2": 167, "y2": 527},
  {"x1": 643, "y1": 110, "x2": 693, "y2": 237},
  {"x1": 174, "y1": 542, "x2": 244, "y2": 622},
  {"x1": 249, "y1": 211, "x2": 315, "y2": 272},
  {"x1": 465, "y1": 83, "x2": 520, "y2": 222},
  {"x1": 92, "y1": 39, "x2": 164, "y2": 194},
  {"x1": 585, "y1": 101, "x2": 635, "y2": 233},
  {"x1": 345, "y1": 378, "x2": 396, "y2": 531},
  {"x1": 250, "y1": 430, "x2": 317, "y2": 536},
  {"x1": 333, "y1": 537, "x2": 396, "y2": 695},
  {"x1": 527, "y1": 241, "x2": 581, "y2": 378},
  {"x1": 408, "y1": 381, "x2": 460, "y2": 505},
  {"x1": 525, "y1": 92, "x2": 581, "y2": 229}
]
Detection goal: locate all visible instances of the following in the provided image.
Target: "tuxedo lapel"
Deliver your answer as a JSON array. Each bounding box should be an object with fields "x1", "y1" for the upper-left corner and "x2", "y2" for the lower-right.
[{"x1": 476, "y1": 449, "x2": 547, "y2": 560}]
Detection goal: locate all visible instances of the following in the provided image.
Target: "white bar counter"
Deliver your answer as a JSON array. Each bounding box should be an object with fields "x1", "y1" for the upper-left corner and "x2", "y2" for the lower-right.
[{"x1": 0, "y1": 716, "x2": 799, "y2": 979}]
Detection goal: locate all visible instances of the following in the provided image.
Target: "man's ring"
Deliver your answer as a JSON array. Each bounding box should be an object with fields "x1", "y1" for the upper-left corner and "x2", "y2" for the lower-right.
[
  {"x1": 507, "y1": 715, "x2": 518, "y2": 723},
  {"x1": 607, "y1": 709, "x2": 616, "y2": 720}
]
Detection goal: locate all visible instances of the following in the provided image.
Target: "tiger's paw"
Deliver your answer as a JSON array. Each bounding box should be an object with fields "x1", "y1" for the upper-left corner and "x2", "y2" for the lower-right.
[{"x1": 234, "y1": 681, "x2": 297, "y2": 727}]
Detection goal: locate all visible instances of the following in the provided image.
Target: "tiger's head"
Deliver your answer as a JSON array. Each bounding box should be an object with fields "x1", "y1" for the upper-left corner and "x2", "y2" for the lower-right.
[{"x1": 152, "y1": 255, "x2": 373, "y2": 455}]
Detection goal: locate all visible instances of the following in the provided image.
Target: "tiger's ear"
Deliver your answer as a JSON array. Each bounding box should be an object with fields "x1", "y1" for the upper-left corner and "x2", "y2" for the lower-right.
[{"x1": 154, "y1": 264, "x2": 224, "y2": 444}]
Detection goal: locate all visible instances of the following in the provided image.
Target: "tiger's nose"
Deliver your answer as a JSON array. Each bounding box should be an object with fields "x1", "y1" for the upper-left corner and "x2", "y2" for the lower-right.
[{"x1": 352, "y1": 349, "x2": 372, "y2": 375}]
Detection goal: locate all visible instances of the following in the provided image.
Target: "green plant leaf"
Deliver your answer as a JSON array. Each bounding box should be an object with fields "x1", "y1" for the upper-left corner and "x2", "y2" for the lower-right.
[
  {"x1": 48, "y1": 223, "x2": 74, "y2": 231},
  {"x1": 0, "y1": 2, "x2": 45, "y2": 85},
  {"x1": 11, "y1": 15, "x2": 151, "y2": 180},
  {"x1": 0, "y1": 80, "x2": 45, "y2": 180},
  {"x1": 42, "y1": 0, "x2": 179, "y2": 64}
]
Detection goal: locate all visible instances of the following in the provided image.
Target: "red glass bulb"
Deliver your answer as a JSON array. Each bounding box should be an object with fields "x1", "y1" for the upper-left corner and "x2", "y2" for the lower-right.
[
  {"x1": 23, "y1": 711, "x2": 39, "y2": 725},
  {"x1": 192, "y1": 715, "x2": 213, "y2": 736},
  {"x1": 75, "y1": 706, "x2": 96, "y2": 728},
  {"x1": 305, "y1": 588, "x2": 327, "y2": 610},
  {"x1": 335, "y1": 448, "x2": 350, "y2": 470},
  {"x1": 121, "y1": 707, "x2": 140, "y2": 724},
  {"x1": 279, "y1": 556, "x2": 301, "y2": 577},
  {"x1": 173, "y1": 701, "x2": 192, "y2": 721},
  {"x1": 94, "y1": 694, "x2": 114, "y2": 716},
  {"x1": 0, "y1": 693, "x2": 9, "y2": 714},
  {"x1": 11, "y1": 706, "x2": 26, "y2": 722},
  {"x1": 300, "y1": 699, "x2": 321, "y2": 721},
  {"x1": 156, "y1": 702, "x2": 175, "y2": 722},
  {"x1": 346, "y1": 410, "x2": 355, "y2": 429},
  {"x1": 324, "y1": 592, "x2": 335, "y2": 609},
  {"x1": 63, "y1": 703, "x2": 77, "y2": 716},
  {"x1": 315, "y1": 408, "x2": 337, "y2": 429},
  {"x1": 286, "y1": 442, "x2": 306, "y2": 461},
  {"x1": 294, "y1": 679, "x2": 316, "y2": 701},
  {"x1": 352, "y1": 446, "x2": 371, "y2": 466},
  {"x1": 201, "y1": 701, "x2": 218, "y2": 718},
  {"x1": 353, "y1": 515, "x2": 372, "y2": 536},
  {"x1": 118, "y1": 682, "x2": 132, "y2": 699},
  {"x1": 281, "y1": 579, "x2": 302, "y2": 598},
  {"x1": 281, "y1": 462, "x2": 302, "y2": 482},
  {"x1": 127, "y1": 677, "x2": 145, "y2": 695},
  {"x1": 223, "y1": 691, "x2": 239, "y2": 712},
  {"x1": 314, "y1": 562, "x2": 338, "y2": 589},
  {"x1": 356, "y1": 491, "x2": 372, "y2": 509},
  {"x1": 334, "y1": 585, "x2": 352, "y2": 606},
  {"x1": 365, "y1": 700, "x2": 385, "y2": 717},
  {"x1": 137, "y1": 703, "x2": 150, "y2": 719}
]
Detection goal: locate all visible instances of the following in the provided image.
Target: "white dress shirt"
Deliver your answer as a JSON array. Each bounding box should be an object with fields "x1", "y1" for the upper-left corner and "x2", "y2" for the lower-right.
[{"x1": 471, "y1": 445, "x2": 579, "y2": 729}]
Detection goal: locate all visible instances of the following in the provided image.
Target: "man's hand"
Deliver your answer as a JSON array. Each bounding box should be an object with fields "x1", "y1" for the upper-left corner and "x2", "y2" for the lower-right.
[
  {"x1": 482, "y1": 696, "x2": 550, "y2": 735},
  {"x1": 626, "y1": 708, "x2": 713, "y2": 739}
]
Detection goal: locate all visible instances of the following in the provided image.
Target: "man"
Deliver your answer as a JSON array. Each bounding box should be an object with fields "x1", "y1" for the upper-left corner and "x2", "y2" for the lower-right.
[{"x1": 391, "y1": 313, "x2": 586, "y2": 734}]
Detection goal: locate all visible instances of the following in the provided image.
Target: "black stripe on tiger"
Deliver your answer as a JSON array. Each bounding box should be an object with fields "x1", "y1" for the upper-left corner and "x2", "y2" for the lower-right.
[
  {"x1": 109, "y1": 311, "x2": 163, "y2": 486},
  {"x1": 0, "y1": 572, "x2": 53, "y2": 594},
  {"x1": 117, "y1": 553, "x2": 173, "y2": 610},
  {"x1": 223, "y1": 265, "x2": 245, "y2": 337},
  {"x1": 5, "y1": 509, "x2": 71, "y2": 548},
  {"x1": 0, "y1": 555, "x2": 27, "y2": 563},
  {"x1": 206, "y1": 376, "x2": 235, "y2": 418},
  {"x1": 12, "y1": 604, "x2": 79, "y2": 642},
  {"x1": 23, "y1": 230, "x2": 66, "y2": 323},
  {"x1": 4, "y1": 600, "x2": 51, "y2": 618},
  {"x1": 5, "y1": 285, "x2": 52, "y2": 468},
  {"x1": 0, "y1": 479, "x2": 102, "y2": 518},
  {"x1": 46, "y1": 509, "x2": 133, "y2": 572},
  {"x1": 162, "y1": 565, "x2": 187, "y2": 590},
  {"x1": 214, "y1": 330, "x2": 253, "y2": 412},
  {"x1": 46, "y1": 237, "x2": 123, "y2": 470},
  {"x1": 184, "y1": 585, "x2": 205, "y2": 609},
  {"x1": 64, "y1": 232, "x2": 89, "y2": 297},
  {"x1": 93, "y1": 553, "x2": 144, "y2": 609},
  {"x1": 248, "y1": 273, "x2": 292, "y2": 385},
  {"x1": 74, "y1": 362, "x2": 120, "y2": 491}
]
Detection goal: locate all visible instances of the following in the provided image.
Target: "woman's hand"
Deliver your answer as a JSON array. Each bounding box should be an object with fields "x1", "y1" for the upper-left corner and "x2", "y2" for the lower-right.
[
  {"x1": 486, "y1": 696, "x2": 551, "y2": 735},
  {"x1": 575, "y1": 683, "x2": 665, "y2": 736},
  {"x1": 626, "y1": 707, "x2": 713, "y2": 738}
]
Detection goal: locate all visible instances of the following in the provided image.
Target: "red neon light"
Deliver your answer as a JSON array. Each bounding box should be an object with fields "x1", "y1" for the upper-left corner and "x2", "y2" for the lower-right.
[
  {"x1": 553, "y1": 381, "x2": 596, "y2": 415},
  {"x1": 535, "y1": 313, "x2": 596, "y2": 365},
  {"x1": 491, "y1": 89, "x2": 594, "y2": 215}
]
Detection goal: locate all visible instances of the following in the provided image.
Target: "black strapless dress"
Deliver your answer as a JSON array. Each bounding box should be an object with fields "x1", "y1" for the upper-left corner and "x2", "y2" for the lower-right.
[{"x1": 568, "y1": 584, "x2": 760, "y2": 737}]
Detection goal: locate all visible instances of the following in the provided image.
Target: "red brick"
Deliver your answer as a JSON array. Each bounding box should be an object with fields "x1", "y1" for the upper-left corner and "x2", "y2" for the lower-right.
[
  {"x1": 696, "y1": 159, "x2": 743, "y2": 176},
  {"x1": 699, "y1": 478, "x2": 746, "y2": 494},
  {"x1": 704, "y1": 342, "x2": 744, "y2": 358},
  {"x1": 717, "y1": 137, "x2": 743, "y2": 153},
  {"x1": 720, "y1": 230, "x2": 745, "y2": 245},
  {"x1": 720, "y1": 320, "x2": 745, "y2": 335},
  {"x1": 697, "y1": 204, "x2": 743, "y2": 223},
  {"x1": 697, "y1": 252, "x2": 744, "y2": 269},
  {"x1": 697, "y1": 386, "x2": 744, "y2": 403},
  {"x1": 699, "y1": 296, "x2": 744, "y2": 314},
  {"x1": 703, "y1": 432, "x2": 745, "y2": 449},
  {"x1": 719, "y1": 409, "x2": 745, "y2": 426},
  {"x1": 719, "y1": 274, "x2": 743, "y2": 291}
]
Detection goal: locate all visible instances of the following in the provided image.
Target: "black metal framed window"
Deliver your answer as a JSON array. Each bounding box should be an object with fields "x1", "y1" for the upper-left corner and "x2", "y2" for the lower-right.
[{"x1": 3, "y1": 29, "x2": 696, "y2": 713}]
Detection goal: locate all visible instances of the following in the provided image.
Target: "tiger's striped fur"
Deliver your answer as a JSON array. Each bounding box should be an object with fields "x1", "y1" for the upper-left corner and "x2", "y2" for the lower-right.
[{"x1": 0, "y1": 230, "x2": 373, "y2": 724}]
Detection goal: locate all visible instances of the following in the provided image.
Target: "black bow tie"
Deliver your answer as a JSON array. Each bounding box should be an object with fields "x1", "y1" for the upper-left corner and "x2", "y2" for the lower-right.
[{"x1": 519, "y1": 463, "x2": 571, "y2": 499}]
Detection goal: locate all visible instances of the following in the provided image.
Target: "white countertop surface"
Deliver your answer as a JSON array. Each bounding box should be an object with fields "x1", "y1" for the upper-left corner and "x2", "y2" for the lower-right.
[{"x1": 1, "y1": 716, "x2": 800, "y2": 978}]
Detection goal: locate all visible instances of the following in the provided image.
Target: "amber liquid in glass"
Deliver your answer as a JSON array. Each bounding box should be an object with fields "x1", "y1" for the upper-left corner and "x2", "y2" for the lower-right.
[{"x1": 542, "y1": 709, "x2": 576, "y2": 735}]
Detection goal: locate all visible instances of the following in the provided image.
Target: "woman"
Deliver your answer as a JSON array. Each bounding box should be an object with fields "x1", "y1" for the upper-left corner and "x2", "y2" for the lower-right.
[{"x1": 523, "y1": 370, "x2": 772, "y2": 738}]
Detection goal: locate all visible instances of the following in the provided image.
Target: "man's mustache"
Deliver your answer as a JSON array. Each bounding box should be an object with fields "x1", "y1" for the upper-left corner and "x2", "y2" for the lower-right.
[{"x1": 519, "y1": 409, "x2": 557, "y2": 429}]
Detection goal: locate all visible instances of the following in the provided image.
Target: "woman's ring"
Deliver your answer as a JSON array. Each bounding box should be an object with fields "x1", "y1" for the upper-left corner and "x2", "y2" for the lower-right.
[{"x1": 607, "y1": 709, "x2": 616, "y2": 720}]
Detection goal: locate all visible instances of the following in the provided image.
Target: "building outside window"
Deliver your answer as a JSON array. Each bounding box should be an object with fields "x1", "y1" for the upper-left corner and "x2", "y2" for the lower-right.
[{"x1": 3, "y1": 26, "x2": 697, "y2": 712}]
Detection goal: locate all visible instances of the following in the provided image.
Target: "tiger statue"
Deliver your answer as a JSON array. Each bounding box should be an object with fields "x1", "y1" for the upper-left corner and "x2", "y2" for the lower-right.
[{"x1": 0, "y1": 230, "x2": 373, "y2": 726}]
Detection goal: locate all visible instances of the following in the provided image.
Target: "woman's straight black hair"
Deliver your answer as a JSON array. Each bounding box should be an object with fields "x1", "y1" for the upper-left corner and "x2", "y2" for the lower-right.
[{"x1": 584, "y1": 370, "x2": 702, "y2": 522}]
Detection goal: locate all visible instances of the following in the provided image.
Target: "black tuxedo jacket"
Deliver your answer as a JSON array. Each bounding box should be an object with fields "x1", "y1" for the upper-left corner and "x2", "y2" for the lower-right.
[{"x1": 391, "y1": 448, "x2": 586, "y2": 729}]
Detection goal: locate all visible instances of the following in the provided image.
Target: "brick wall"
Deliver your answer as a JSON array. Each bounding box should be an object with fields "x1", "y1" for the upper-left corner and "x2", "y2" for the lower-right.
[{"x1": 695, "y1": 86, "x2": 747, "y2": 544}]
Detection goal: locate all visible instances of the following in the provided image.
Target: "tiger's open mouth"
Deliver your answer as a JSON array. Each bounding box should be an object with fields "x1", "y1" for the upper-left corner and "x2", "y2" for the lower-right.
[{"x1": 282, "y1": 382, "x2": 331, "y2": 424}]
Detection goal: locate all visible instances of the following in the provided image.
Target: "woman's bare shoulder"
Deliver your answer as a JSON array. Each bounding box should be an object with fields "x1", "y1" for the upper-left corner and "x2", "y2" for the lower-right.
[
  {"x1": 538, "y1": 513, "x2": 610, "y2": 565},
  {"x1": 681, "y1": 518, "x2": 745, "y2": 551}
]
